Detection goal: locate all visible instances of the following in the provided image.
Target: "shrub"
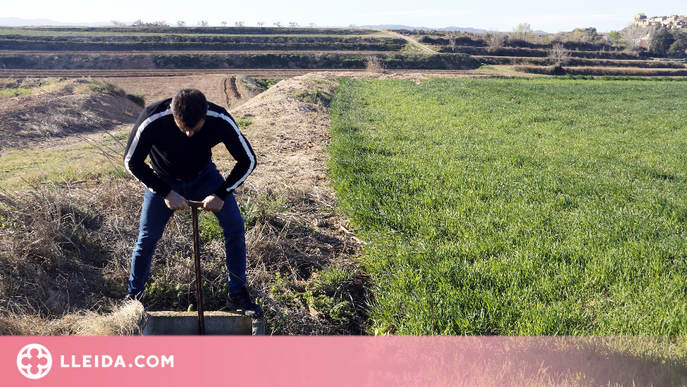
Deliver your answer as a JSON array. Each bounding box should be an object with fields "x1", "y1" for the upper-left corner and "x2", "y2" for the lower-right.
[{"x1": 126, "y1": 92, "x2": 145, "y2": 107}]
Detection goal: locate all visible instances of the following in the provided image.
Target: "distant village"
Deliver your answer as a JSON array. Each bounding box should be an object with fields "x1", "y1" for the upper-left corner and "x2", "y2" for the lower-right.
[{"x1": 633, "y1": 13, "x2": 687, "y2": 29}]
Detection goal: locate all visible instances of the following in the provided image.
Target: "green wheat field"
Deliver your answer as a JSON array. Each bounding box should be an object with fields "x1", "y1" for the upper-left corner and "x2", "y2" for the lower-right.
[{"x1": 328, "y1": 77, "x2": 687, "y2": 335}]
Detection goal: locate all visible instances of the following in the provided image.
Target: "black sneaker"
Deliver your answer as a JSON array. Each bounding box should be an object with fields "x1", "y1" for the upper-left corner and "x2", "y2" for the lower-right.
[{"x1": 227, "y1": 287, "x2": 264, "y2": 317}]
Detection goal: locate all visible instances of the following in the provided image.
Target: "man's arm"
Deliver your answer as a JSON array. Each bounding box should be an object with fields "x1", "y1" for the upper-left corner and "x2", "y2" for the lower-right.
[
  {"x1": 206, "y1": 110, "x2": 257, "y2": 201},
  {"x1": 123, "y1": 109, "x2": 174, "y2": 198}
]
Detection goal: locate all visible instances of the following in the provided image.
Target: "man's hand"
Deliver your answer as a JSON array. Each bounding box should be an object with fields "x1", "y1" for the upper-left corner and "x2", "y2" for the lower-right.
[
  {"x1": 202, "y1": 194, "x2": 224, "y2": 212},
  {"x1": 164, "y1": 190, "x2": 189, "y2": 210}
]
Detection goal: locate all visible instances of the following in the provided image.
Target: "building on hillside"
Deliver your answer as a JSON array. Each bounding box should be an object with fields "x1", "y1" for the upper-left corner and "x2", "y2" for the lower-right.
[
  {"x1": 633, "y1": 13, "x2": 687, "y2": 28},
  {"x1": 634, "y1": 13, "x2": 647, "y2": 25}
]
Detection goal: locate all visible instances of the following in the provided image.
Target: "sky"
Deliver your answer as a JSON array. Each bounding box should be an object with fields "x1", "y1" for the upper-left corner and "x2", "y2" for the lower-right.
[{"x1": 3, "y1": 0, "x2": 685, "y2": 33}]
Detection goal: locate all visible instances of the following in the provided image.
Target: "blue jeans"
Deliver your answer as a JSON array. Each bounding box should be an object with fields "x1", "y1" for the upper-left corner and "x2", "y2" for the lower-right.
[{"x1": 128, "y1": 163, "x2": 247, "y2": 296}]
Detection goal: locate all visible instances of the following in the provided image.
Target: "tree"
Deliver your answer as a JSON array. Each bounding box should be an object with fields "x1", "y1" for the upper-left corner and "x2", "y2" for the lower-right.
[
  {"x1": 649, "y1": 25, "x2": 675, "y2": 56},
  {"x1": 483, "y1": 30, "x2": 506, "y2": 52},
  {"x1": 257, "y1": 21, "x2": 265, "y2": 26},
  {"x1": 177, "y1": 20, "x2": 186, "y2": 27},
  {"x1": 308, "y1": 23, "x2": 316, "y2": 28},
  {"x1": 549, "y1": 43, "x2": 570, "y2": 64},
  {"x1": 608, "y1": 30, "x2": 621, "y2": 46},
  {"x1": 235, "y1": 21, "x2": 245, "y2": 27},
  {"x1": 289, "y1": 22, "x2": 299, "y2": 28},
  {"x1": 623, "y1": 25, "x2": 647, "y2": 51},
  {"x1": 221, "y1": 21, "x2": 227, "y2": 27},
  {"x1": 111, "y1": 20, "x2": 125, "y2": 26},
  {"x1": 668, "y1": 29, "x2": 687, "y2": 56},
  {"x1": 512, "y1": 22, "x2": 532, "y2": 42},
  {"x1": 132, "y1": 19, "x2": 144, "y2": 27},
  {"x1": 198, "y1": 20, "x2": 209, "y2": 27},
  {"x1": 588, "y1": 27, "x2": 598, "y2": 39},
  {"x1": 273, "y1": 22, "x2": 282, "y2": 28},
  {"x1": 448, "y1": 36, "x2": 458, "y2": 52}
]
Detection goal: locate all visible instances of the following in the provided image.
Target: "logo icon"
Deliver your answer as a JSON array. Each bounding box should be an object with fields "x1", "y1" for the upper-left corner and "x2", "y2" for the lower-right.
[{"x1": 17, "y1": 344, "x2": 52, "y2": 380}]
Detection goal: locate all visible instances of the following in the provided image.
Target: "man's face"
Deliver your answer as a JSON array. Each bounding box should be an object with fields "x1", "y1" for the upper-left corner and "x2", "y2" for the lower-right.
[{"x1": 175, "y1": 117, "x2": 205, "y2": 137}]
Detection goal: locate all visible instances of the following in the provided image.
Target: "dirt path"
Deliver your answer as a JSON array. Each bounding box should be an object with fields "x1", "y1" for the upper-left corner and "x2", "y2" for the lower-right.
[
  {"x1": 223, "y1": 76, "x2": 241, "y2": 107},
  {"x1": 381, "y1": 30, "x2": 436, "y2": 54}
]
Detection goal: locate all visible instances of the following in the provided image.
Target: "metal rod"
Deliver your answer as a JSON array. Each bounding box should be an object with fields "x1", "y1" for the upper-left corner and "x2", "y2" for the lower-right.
[{"x1": 190, "y1": 201, "x2": 205, "y2": 335}]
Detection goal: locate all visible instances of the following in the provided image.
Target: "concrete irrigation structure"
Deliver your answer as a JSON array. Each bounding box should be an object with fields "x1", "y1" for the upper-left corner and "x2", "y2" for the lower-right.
[{"x1": 143, "y1": 311, "x2": 265, "y2": 335}]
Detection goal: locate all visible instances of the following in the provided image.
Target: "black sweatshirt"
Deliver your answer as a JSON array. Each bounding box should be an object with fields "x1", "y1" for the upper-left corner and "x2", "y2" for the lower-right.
[{"x1": 124, "y1": 99, "x2": 256, "y2": 201}]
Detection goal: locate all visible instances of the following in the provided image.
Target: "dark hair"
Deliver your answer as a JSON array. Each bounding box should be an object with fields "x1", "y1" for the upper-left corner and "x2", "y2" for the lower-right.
[{"x1": 171, "y1": 89, "x2": 208, "y2": 130}]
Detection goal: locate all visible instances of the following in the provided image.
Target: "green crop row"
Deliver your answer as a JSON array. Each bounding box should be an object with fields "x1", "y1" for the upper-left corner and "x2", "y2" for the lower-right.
[{"x1": 328, "y1": 78, "x2": 687, "y2": 336}]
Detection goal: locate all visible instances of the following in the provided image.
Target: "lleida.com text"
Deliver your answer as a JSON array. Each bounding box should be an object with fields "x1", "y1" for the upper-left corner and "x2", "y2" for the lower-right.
[{"x1": 60, "y1": 354, "x2": 174, "y2": 368}]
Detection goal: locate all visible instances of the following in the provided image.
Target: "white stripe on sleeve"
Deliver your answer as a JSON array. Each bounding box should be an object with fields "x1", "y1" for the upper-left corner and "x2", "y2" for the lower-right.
[{"x1": 207, "y1": 110, "x2": 256, "y2": 192}]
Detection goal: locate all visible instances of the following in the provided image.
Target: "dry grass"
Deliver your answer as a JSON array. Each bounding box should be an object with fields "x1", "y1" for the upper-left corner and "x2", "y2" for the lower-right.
[
  {"x1": 76, "y1": 300, "x2": 146, "y2": 335},
  {"x1": 0, "y1": 300, "x2": 145, "y2": 335},
  {"x1": 0, "y1": 178, "x2": 144, "y2": 315}
]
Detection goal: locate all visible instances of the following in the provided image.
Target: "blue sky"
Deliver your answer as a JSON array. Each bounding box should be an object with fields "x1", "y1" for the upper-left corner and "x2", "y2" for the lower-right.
[{"x1": 4, "y1": 0, "x2": 685, "y2": 32}]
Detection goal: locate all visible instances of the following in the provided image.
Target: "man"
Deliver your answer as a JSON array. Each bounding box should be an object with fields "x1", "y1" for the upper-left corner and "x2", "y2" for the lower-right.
[{"x1": 124, "y1": 88, "x2": 262, "y2": 316}]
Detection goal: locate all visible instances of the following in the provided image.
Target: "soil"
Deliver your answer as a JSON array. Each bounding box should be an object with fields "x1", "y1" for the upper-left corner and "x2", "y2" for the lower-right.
[
  {"x1": 101, "y1": 74, "x2": 235, "y2": 110},
  {"x1": 0, "y1": 82, "x2": 142, "y2": 153}
]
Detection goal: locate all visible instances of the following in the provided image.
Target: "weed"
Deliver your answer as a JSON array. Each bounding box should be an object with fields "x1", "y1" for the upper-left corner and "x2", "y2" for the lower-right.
[
  {"x1": 249, "y1": 78, "x2": 282, "y2": 91},
  {"x1": 88, "y1": 78, "x2": 126, "y2": 96},
  {"x1": 126, "y1": 92, "x2": 145, "y2": 107},
  {"x1": 268, "y1": 264, "x2": 362, "y2": 328},
  {"x1": 199, "y1": 212, "x2": 223, "y2": 242},
  {"x1": 0, "y1": 88, "x2": 31, "y2": 97},
  {"x1": 236, "y1": 119, "x2": 253, "y2": 127}
]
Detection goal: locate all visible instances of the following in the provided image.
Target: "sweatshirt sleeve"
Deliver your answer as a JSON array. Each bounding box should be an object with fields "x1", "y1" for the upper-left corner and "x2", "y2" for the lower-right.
[
  {"x1": 207, "y1": 110, "x2": 257, "y2": 200},
  {"x1": 123, "y1": 110, "x2": 173, "y2": 198}
]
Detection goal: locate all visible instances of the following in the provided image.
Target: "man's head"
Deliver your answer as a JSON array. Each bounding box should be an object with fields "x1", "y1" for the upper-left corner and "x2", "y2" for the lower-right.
[{"x1": 171, "y1": 88, "x2": 208, "y2": 136}]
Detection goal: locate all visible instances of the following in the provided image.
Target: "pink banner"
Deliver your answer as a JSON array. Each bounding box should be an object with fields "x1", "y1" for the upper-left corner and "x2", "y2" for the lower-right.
[{"x1": 1, "y1": 336, "x2": 684, "y2": 386}]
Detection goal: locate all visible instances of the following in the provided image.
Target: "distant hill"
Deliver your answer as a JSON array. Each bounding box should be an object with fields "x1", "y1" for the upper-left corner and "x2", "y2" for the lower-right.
[
  {"x1": 0, "y1": 17, "x2": 109, "y2": 27},
  {"x1": 361, "y1": 25, "x2": 549, "y2": 34},
  {"x1": 361, "y1": 24, "x2": 488, "y2": 33}
]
